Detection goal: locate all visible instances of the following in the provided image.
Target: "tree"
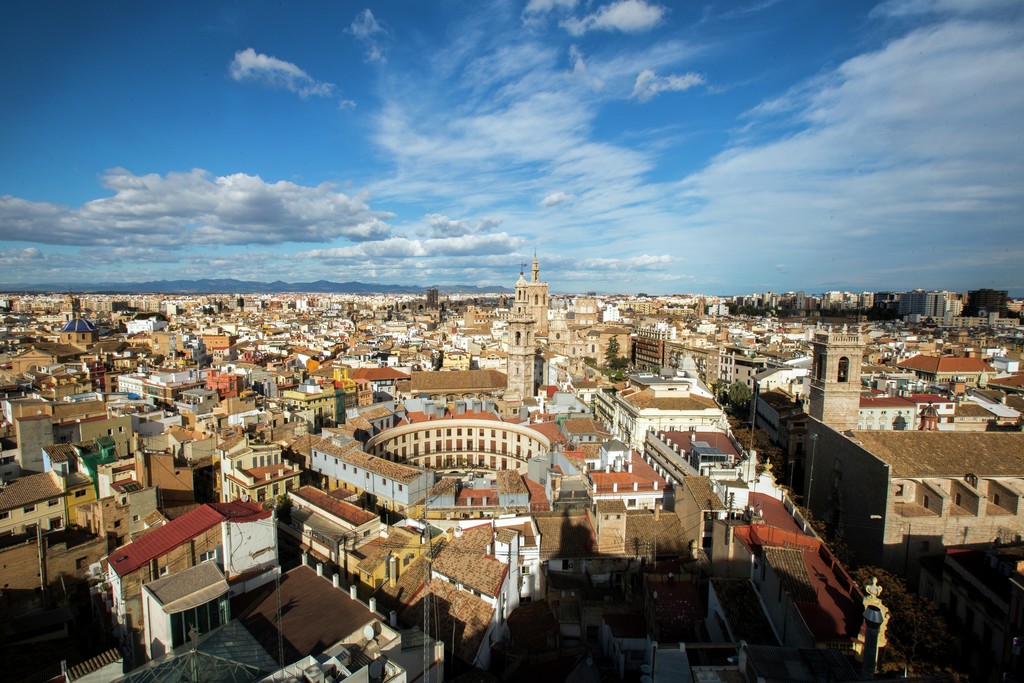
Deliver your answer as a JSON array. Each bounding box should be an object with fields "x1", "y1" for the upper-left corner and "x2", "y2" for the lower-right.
[
  {"x1": 604, "y1": 336, "x2": 621, "y2": 368},
  {"x1": 727, "y1": 380, "x2": 751, "y2": 409},
  {"x1": 850, "y1": 566, "x2": 964, "y2": 679}
]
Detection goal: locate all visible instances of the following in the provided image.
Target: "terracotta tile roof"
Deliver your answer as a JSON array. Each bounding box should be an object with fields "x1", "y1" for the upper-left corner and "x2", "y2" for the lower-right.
[
  {"x1": 763, "y1": 546, "x2": 818, "y2": 604},
  {"x1": 373, "y1": 536, "x2": 446, "y2": 616},
  {"x1": 354, "y1": 536, "x2": 390, "y2": 574},
  {"x1": 109, "y1": 501, "x2": 268, "y2": 576},
  {"x1": 403, "y1": 369, "x2": 507, "y2": 392},
  {"x1": 44, "y1": 443, "x2": 79, "y2": 464},
  {"x1": 681, "y1": 476, "x2": 724, "y2": 511},
  {"x1": 402, "y1": 577, "x2": 495, "y2": 664},
  {"x1": 217, "y1": 433, "x2": 247, "y2": 453},
  {"x1": 294, "y1": 486, "x2": 377, "y2": 526},
  {"x1": 560, "y1": 418, "x2": 607, "y2": 436},
  {"x1": 359, "y1": 406, "x2": 394, "y2": 421},
  {"x1": 849, "y1": 431, "x2": 1024, "y2": 477},
  {"x1": 524, "y1": 477, "x2": 551, "y2": 512},
  {"x1": 989, "y1": 375, "x2": 1024, "y2": 390},
  {"x1": 350, "y1": 367, "x2": 410, "y2": 382},
  {"x1": 623, "y1": 390, "x2": 719, "y2": 412},
  {"x1": 897, "y1": 354, "x2": 994, "y2": 374},
  {"x1": 309, "y1": 434, "x2": 360, "y2": 458},
  {"x1": 0, "y1": 472, "x2": 62, "y2": 511},
  {"x1": 347, "y1": 415, "x2": 373, "y2": 431},
  {"x1": 496, "y1": 470, "x2": 528, "y2": 495},
  {"x1": 428, "y1": 477, "x2": 458, "y2": 498},
  {"x1": 535, "y1": 513, "x2": 598, "y2": 560},
  {"x1": 625, "y1": 510, "x2": 691, "y2": 556},
  {"x1": 342, "y1": 450, "x2": 424, "y2": 484},
  {"x1": 527, "y1": 420, "x2": 566, "y2": 444},
  {"x1": 956, "y1": 402, "x2": 995, "y2": 418},
  {"x1": 431, "y1": 525, "x2": 508, "y2": 597}
]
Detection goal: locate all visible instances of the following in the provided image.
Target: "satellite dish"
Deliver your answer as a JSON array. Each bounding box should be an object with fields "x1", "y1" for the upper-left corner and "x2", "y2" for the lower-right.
[{"x1": 363, "y1": 623, "x2": 375, "y2": 641}]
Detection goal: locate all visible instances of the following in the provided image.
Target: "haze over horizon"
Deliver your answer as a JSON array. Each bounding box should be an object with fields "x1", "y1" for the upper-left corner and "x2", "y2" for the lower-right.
[{"x1": 1, "y1": 0, "x2": 1022, "y2": 296}]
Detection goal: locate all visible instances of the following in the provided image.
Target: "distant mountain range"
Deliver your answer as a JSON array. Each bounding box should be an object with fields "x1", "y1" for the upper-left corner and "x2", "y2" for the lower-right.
[{"x1": 1, "y1": 278, "x2": 513, "y2": 296}]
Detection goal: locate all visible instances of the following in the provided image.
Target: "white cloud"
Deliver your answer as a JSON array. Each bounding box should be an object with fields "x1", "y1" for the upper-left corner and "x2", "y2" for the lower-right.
[
  {"x1": 541, "y1": 191, "x2": 575, "y2": 207},
  {"x1": 524, "y1": 0, "x2": 577, "y2": 15},
  {"x1": 0, "y1": 168, "x2": 394, "y2": 247},
  {"x1": 303, "y1": 232, "x2": 526, "y2": 260},
  {"x1": 229, "y1": 48, "x2": 336, "y2": 98},
  {"x1": 0, "y1": 247, "x2": 45, "y2": 265},
  {"x1": 631, "y1": 68, "x2": 704, "y2": 102},
  {"x1": 676, "y1": 14, "x2": 1024, "y2": 291},
  {"x1": 870, "y1": 0, "x2": 1020, "y2": 19},
  {"x1": 348, "y1": 9, "x2": 387, "y2": 63},
  {"x1": 423, "y1": 214, "x2": 502, "y2": 237},
  {"x1": 562, "y1": 0, "x2": 666, "y2": 36}
]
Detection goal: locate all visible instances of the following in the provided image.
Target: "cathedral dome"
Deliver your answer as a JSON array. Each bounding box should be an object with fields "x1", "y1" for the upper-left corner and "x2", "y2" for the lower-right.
[{"x1": 61, "y1": 318, "x2": 98, "y2": 333}]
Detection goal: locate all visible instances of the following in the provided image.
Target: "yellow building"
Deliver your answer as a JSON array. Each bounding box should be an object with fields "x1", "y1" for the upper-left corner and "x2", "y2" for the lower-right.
[
  {"x1": 219, "y1": 440, "x2": 301, "y2": 504},
  {"x1": 281, "y1": 380, "x2": 343, "y2": 428},
  {"x1": 0, "y1": 471, "x2": 66, "y2": 536},
  {"x1": 333, "y1": 367, "x2": 360, "y2": 411},
  {"x1": 351, "y1": 526, "x2": 426, "y2": 592}
]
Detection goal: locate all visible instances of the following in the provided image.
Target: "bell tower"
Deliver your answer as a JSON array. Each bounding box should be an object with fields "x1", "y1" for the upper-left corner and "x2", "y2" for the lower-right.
[
  {"x1": 808, "y1": 327, "x2": 864, "y2": 432},
  {"x1": 506, "y1": 266, "x2": 536, "y2": 402},
  {"x1": 526, "y1": 253, "x2": 549, "y2": 336}
]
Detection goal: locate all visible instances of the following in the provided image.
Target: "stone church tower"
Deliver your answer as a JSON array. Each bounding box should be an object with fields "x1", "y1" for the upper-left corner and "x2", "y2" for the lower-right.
[
  {"x1": 525, "y1": 254, "x2": 549, "y2": 336},
  {"x1": 506, "y1": 268, "x2": 537, "y2": 402},
  {"x1": 808, "y1": 327, "x2": 864, "y2": 432}
]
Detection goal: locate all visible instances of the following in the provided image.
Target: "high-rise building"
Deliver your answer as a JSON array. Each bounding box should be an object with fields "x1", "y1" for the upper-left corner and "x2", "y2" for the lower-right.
[
  {"x1": 897, "y1": 290, "x2": 947, "y2": 318},
  {"x1": 964, "y1": 289, "x2": 1008, "y2": 317}
]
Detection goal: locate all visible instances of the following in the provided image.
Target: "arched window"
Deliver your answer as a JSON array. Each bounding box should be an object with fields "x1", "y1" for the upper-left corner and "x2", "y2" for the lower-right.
[
  {"x1": 515, "y1": 331, "x2": 521, "y2": 345},
  {"x1": 837, "y1": 356, "x2": 850, "y2": 383}
]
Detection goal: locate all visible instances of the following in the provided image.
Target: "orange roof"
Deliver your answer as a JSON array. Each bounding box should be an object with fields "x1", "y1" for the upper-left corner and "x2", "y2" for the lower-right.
[{"x1": 897, "y1": 354, "x2": 994, "y2": 374}]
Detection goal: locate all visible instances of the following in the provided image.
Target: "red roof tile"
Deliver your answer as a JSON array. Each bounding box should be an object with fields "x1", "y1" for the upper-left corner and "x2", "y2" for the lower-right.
[
  {"x1": 109, "y1": 501, "x2": 268, "y2": 576},
  {"x1": 294, "y1": 486, "x2": 376, "y2": 526},
  {"x1": 898, "y1": 354, "x2": 994, "y2": 374}
]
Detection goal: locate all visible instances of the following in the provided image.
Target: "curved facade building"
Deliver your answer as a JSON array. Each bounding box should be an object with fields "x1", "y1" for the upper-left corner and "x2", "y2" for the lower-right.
[{"x1": 365, "y1": 419, "x2": 552, "y2": 474}]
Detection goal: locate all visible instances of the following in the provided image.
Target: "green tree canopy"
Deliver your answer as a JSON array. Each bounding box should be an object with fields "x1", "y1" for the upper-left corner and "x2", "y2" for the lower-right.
[
  {"x1": 728, "y1": 380, "x2": 752, "y2": 407},
  {"x1": 604, "y1": 336, "x2": 621, "y2": 366}
]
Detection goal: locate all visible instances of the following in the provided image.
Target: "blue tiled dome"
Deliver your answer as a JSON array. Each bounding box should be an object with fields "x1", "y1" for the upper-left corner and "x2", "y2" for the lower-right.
[{"x1": 61, "y1": 318, "x2": 98, "y2": 333}]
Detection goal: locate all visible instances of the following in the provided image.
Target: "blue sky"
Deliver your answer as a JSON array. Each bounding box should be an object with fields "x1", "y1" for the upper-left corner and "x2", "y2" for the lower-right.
[{"x1": 1, "y1": 0, "x2": 1022, "y2": 295}]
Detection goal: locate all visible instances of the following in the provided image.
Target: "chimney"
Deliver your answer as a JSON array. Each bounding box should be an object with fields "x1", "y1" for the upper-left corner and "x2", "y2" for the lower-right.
[
  {"x1": 654, "y1": 505, "x2": 660, "y2": 521},
  {"x1": 862, "y1": 605, "x2": 884, "y2": 677},
  {"x1": 613, "y1": 483, "x2": 618, "y2": 493},
  {"x1": 633, "y1": 482, "x2": 638, "y2": 492},
  {"x1": 388, "y1": 555, "x2": 398, "y2": 588}
]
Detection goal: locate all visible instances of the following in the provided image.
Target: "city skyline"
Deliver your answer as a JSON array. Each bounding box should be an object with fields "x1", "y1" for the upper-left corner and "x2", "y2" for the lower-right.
[{"x1": 1, "y1": 0, "x2": 1022, "y2": 295}]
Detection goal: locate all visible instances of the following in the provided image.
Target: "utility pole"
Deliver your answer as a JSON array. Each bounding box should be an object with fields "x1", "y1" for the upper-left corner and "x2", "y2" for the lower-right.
[
  {"x1": 37, "y1": 525, "x2": 48, "y2": 610},
  {"x1": 422, "y1": 496, "x2": 432, "y2": 683}
]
